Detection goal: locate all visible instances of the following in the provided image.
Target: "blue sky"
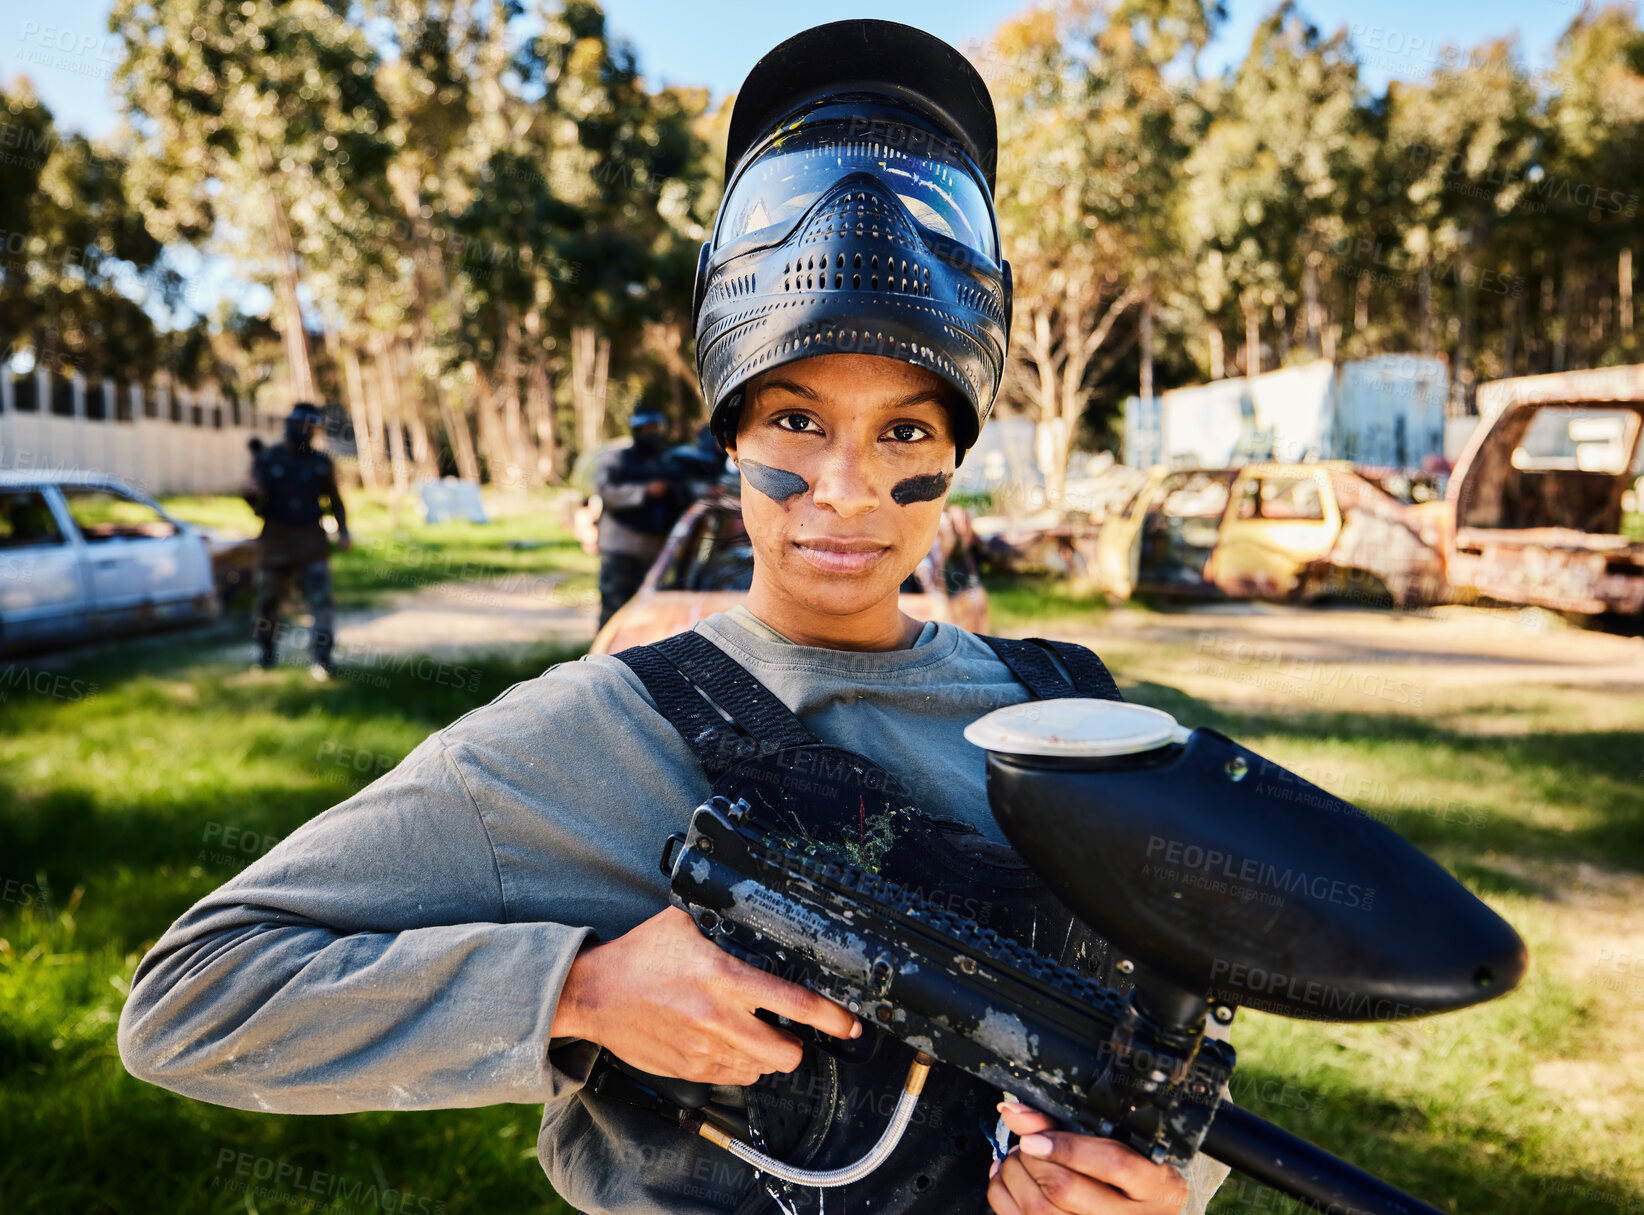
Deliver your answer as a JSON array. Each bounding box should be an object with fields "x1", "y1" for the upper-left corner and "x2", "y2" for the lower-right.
[{"x1": 0, "y1": 0, "x2": 1608, "y2": 139}]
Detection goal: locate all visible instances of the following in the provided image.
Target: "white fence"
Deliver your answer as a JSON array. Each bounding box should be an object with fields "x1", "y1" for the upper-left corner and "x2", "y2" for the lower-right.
[{"x1": 0, "y1": 369, "x2": 283, "y2": 497}]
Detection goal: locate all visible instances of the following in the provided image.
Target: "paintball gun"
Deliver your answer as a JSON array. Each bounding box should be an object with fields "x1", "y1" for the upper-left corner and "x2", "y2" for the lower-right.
[{"x1": 612, "y1": 699, "x2": 1527, "y2": 1214}]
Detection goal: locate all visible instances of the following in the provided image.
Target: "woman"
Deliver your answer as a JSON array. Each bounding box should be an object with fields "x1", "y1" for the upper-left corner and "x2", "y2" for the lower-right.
[{"x1": 119, "y1": 20, "x2": 1226, "y2": 1215}]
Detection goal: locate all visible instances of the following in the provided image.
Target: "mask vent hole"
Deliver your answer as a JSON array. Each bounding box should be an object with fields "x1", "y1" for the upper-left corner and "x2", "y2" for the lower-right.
[
  {"x1": 854, "y1": 253, "x2": 862, "y2": 267},
  {"x1": 871, "y1": 275, "x2": 879, "y2": 290},
  {"x1": 836, "y1": 253, "x2": 845, "y2": 267},
  {"x1": 853, "y1": 274, "x2": 861, "y2": 289},
  {"x1": 835, "y1": 273, "x2": 842, "y2": 288},
  {"x1": 871, "y1": 255, "x2": 879, "y2": 269}
]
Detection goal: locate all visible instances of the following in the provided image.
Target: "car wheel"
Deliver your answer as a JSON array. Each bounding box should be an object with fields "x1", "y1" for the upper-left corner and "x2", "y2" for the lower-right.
[{"x1": 1304, "y1": 567, "x2": 1394, "y2": 610}]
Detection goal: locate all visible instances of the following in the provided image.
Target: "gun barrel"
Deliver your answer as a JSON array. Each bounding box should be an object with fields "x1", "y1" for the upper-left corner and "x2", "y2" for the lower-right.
[{"x1": 1202, "y1": 1102, "x2": 1446, "y2": 1215}]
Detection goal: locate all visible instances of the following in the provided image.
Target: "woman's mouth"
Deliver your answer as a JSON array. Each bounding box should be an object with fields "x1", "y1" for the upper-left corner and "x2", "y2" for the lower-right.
[{"x1": 794, "y1": 538, "x2": 890, "y2": 574}]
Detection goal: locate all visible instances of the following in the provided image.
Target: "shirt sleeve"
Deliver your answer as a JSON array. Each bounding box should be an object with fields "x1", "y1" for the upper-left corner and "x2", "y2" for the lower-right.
[
  {"x1": 116, "y1": 726, "x2": 595, "y2": 1115},
  {"x1": 592, "y1": 448, "x2": 651, "y2": 510}
]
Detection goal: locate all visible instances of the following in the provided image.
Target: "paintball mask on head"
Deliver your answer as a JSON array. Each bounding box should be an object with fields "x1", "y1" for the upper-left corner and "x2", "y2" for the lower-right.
[
  {"x1": 630, "y1": 409, "x2": 668, "y2": 457},
  {"x1": 285, "y1": 402, "x2": 325, "y2": 448},
  {"x1": 693, "y1": 21, "x2": 1011, "y2": 464}
]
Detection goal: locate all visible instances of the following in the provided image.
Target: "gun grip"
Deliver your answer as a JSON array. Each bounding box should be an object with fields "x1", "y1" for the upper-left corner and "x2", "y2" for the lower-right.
[
  {"x1": 755, "y1": 1008, "x2": 885, "y2": 1065},
  {"x1": 603, "y1": 1054, "x2": 713, "y2": 1111}
]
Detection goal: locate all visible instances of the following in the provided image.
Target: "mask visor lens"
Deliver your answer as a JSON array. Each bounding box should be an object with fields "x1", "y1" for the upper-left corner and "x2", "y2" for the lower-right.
[{"x1": 717, "y1": 119, "x2": 996, "y2": 261}]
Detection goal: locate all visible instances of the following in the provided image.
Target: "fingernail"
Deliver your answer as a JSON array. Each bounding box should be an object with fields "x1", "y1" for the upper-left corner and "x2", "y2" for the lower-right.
[
  {"x1": 996, "y1": 1100, "x2": 1029, "y2": 1114},
  {"x1": 989, "y1": 1158, "x2": 1001, "y2": 1179},
  {"x1": 850, "y1": 1021, "x2": 862, "y2": 1038},
  {"x1": 1019, "y1": 1134, "x2": 1053, "y2": 1158}
]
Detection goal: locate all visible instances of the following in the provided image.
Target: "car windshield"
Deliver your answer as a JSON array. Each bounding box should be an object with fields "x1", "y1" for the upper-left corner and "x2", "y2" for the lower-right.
[
  {"x1": 61, "y1": 489, "x2": 178, "y2": 541},
  {"x1": 660, "y1": 504, "x2": 756, "y2": 591}
]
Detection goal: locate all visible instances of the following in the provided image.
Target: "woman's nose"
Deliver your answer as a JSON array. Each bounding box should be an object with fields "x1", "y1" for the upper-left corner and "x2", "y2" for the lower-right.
[{"x1": 807, "y1": 439, "x2": 879, "y2": 519}]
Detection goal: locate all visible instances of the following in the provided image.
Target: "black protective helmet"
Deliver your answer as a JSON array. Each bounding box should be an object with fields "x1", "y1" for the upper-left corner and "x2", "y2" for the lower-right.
[
  {"x1": 285, "y1": 402, "x2": 325, "y2": 444},
  {"x1": 693, "y1": 20, "x2": 1011, "y2": 463}
]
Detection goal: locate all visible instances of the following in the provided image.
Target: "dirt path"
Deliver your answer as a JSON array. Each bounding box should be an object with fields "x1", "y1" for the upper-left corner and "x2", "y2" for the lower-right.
[
  {"x1": 333, "y1": 578, "x2": 598, "y2": 657},
  {"x1": 1039, "y1": 601, "x2": 1644, "y2": 721}
]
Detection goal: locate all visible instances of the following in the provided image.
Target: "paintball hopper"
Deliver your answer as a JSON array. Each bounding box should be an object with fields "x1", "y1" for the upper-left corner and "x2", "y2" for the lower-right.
[{"x1": 965, "y1": 701, "x2": 1527, "y2": 1021}]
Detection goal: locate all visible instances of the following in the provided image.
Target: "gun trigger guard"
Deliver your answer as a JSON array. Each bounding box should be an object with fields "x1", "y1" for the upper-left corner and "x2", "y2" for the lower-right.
[{"x1": 660, "y1": 833, "x2": 688, "y2": 879}]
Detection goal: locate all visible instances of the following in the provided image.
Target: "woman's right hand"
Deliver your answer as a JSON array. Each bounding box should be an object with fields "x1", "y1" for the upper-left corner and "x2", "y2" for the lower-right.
[{"x1": 552, "y1": 906, "x2": 862, "y2": 1086}]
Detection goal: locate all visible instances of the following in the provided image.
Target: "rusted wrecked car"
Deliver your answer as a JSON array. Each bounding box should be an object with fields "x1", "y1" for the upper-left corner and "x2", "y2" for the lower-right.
[
  {"x1": 1094, "y1": 462, "x2": 1448, "y2": 606},
  {"x1": 1448, "y1": 365, "x2": 1644, "y2": 617},
  {"x1": 590, "y1": 480, "x2": 989, "y2": 654}
]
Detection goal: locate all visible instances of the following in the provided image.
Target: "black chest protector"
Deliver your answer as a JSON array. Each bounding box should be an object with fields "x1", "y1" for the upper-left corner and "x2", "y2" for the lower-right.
[
  {"x1": 256, "y1": 445, "x2": 333, "y2": 527},
  {"x1": 612, "y1": 629, "x2": 1129, "y2": 1215}
]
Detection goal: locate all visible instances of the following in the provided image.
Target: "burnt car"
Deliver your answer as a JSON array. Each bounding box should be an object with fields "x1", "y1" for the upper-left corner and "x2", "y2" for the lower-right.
[
  {"x1": 590, "y1": 480, "x2": 989, "y2": 654},
  {"x1": 1448, "y1": 365, "x2": 1644, "y2": 617},
  {"x1": 0, "y1": 471, "x2": 219, "y2": 652},
  {"x1": 1094, "y1": 462, "x2": 1448, "y2": 607}
]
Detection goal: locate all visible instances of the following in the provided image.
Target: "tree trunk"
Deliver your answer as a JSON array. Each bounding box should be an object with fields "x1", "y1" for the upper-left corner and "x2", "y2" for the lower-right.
[
  {"x1": 1139, "y1": 286, "x2": 1154, "y2": 419},
  {"x1": 372, "y1": 336, "x2": 411, "y2": 498},
  {"x1": 470, "y1": 365, "x2": 513, "y2": 486},
  {"x1": 499, "y1": 311, "x2": 538, "y2": 487},
  {"x1": 435, "y1": 376, "x2": 481, "y2": 483},
  {"x1": 1354, "y1": 273, "x2": 1371, "y2": 333},
  {"x1": 342, "y1": 344, "x2": 378, "y2": 489},
  {"x1": 1243, "y1": 296, "x2": 1261, "y2": 378},
  {"x1": 526, "y1": 356, "x2": 560, "y2": 484},
  {"x1": 1554, "y1": 263, "x2": 1572, "y2": 372},
  {"x1": 362, "y1": 348, "x2": 388, "y2": 484},
  {"x1": 325, "y1": 328, "x2": 379, "y2": 490},
  {"x1": 253, "y1": 138, "x2": 316, "y2": 404},
  {"x1": 1622, "y1": 247, "x2": 1635, "y2": 334},
  {"x1": 1208, "y1": 326, "x2": 1224, "y2": 379},
  {"x1": 1302, "y1": 252, "x2": 1323, "y2": 355},
  {"x1": 1455, "y1": 242, "x2": 1476, "y2": 413},
  {"x1": 1420, "y1": 263, "x2": 1433, "y2": 359},
  {"x1": 571, "y1": 324, "x2": 611, "y2": 462},
  {"x1": 1504, "y1": 284, "x2": 1519, "y2": 379},
  {"x1": 644, "y1": 320, "x2": 706, "y2": 427}
]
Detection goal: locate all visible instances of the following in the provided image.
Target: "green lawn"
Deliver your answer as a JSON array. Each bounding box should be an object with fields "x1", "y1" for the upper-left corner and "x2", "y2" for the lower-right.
[
  {"x1": 161, "y1": 487, "x2": 598, "y2": 610},
  {"x1": 2, "y1": 571, "x2": 1641, "y2": 1213}
]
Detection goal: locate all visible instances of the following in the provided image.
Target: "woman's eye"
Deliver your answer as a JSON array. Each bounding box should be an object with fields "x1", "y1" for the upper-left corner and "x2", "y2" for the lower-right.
[
  {"x1": 776, "y1": 415, "x2": 814, "y2": 432},
  {"x1": 889, "y1": 424, "x2": 927, "y2": 442}
]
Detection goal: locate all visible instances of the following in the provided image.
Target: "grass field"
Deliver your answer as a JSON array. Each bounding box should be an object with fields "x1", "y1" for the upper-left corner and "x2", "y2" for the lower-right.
[
  {"x1": 2, "y1": 537, "x2": 1641, "y2": 1214},
  {"x1": 161, "y1": 487, "x2": 598, "y2": 611}
]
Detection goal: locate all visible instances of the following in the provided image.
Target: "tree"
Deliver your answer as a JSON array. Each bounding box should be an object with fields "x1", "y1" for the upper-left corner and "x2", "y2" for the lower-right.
[
  {"x1": 112, "y1": 0, "x2": 397, "y2": 402},
  {"x1": 1179, "y1": 2, "x2": 1371, "y2": 380},
  {"x1": 989, "y1": 0, "x2": 1216, "y2": 504}
]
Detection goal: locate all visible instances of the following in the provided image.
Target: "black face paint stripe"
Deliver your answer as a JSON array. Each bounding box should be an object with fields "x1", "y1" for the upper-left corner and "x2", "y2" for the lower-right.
[
  {"x1": 891, "y1": 472, "x2": 951, "y2": 505},
  {"x1": 740, "y1": 460, "x2": 809, "y2": 503}
]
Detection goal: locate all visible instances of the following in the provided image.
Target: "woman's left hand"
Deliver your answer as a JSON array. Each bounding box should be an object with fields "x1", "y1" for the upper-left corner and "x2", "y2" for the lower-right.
[{"x1": 987, "y1": 1102, "x2": 1187, "y2": 1215}]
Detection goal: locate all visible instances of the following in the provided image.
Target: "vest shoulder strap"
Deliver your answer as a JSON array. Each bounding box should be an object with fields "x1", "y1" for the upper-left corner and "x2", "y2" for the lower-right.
[
  {"x1": 653, "y1": 632, "x2": 820, "y2": 750},
  {"x1": 976, "y1": 635, "x2": 1124, "y2": 702},
  {"x1": 613, "y1": 641, "x2": 757, "y2": 780},
  {"x1": 617, "y1": 630, "x2": 1124, "y2": 780}
]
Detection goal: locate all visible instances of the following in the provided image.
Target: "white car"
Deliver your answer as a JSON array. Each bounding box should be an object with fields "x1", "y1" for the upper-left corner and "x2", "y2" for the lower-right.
[{"x1": 0, "y1": 472, "x2": 219, "y2": 653}]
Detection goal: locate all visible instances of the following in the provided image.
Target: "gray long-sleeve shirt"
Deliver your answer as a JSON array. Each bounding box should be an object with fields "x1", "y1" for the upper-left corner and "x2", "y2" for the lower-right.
[
  {"x1": 593, "y1": 444, "x2": 669, "y2": 559},
  {"x1": 118, "y1": 610, "x2": 1228, "y2": 1214}
]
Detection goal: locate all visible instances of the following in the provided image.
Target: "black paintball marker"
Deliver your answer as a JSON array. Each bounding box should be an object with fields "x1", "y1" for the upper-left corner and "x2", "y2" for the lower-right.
[{"x1": 632, "y1": 699, "x2": 1527, "y2": 1213}]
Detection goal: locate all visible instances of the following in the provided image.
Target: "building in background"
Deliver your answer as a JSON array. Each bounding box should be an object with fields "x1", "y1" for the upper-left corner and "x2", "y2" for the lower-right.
[{"x1": 1125, "y1": 355, "x2": 1451, "y2": 471}]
